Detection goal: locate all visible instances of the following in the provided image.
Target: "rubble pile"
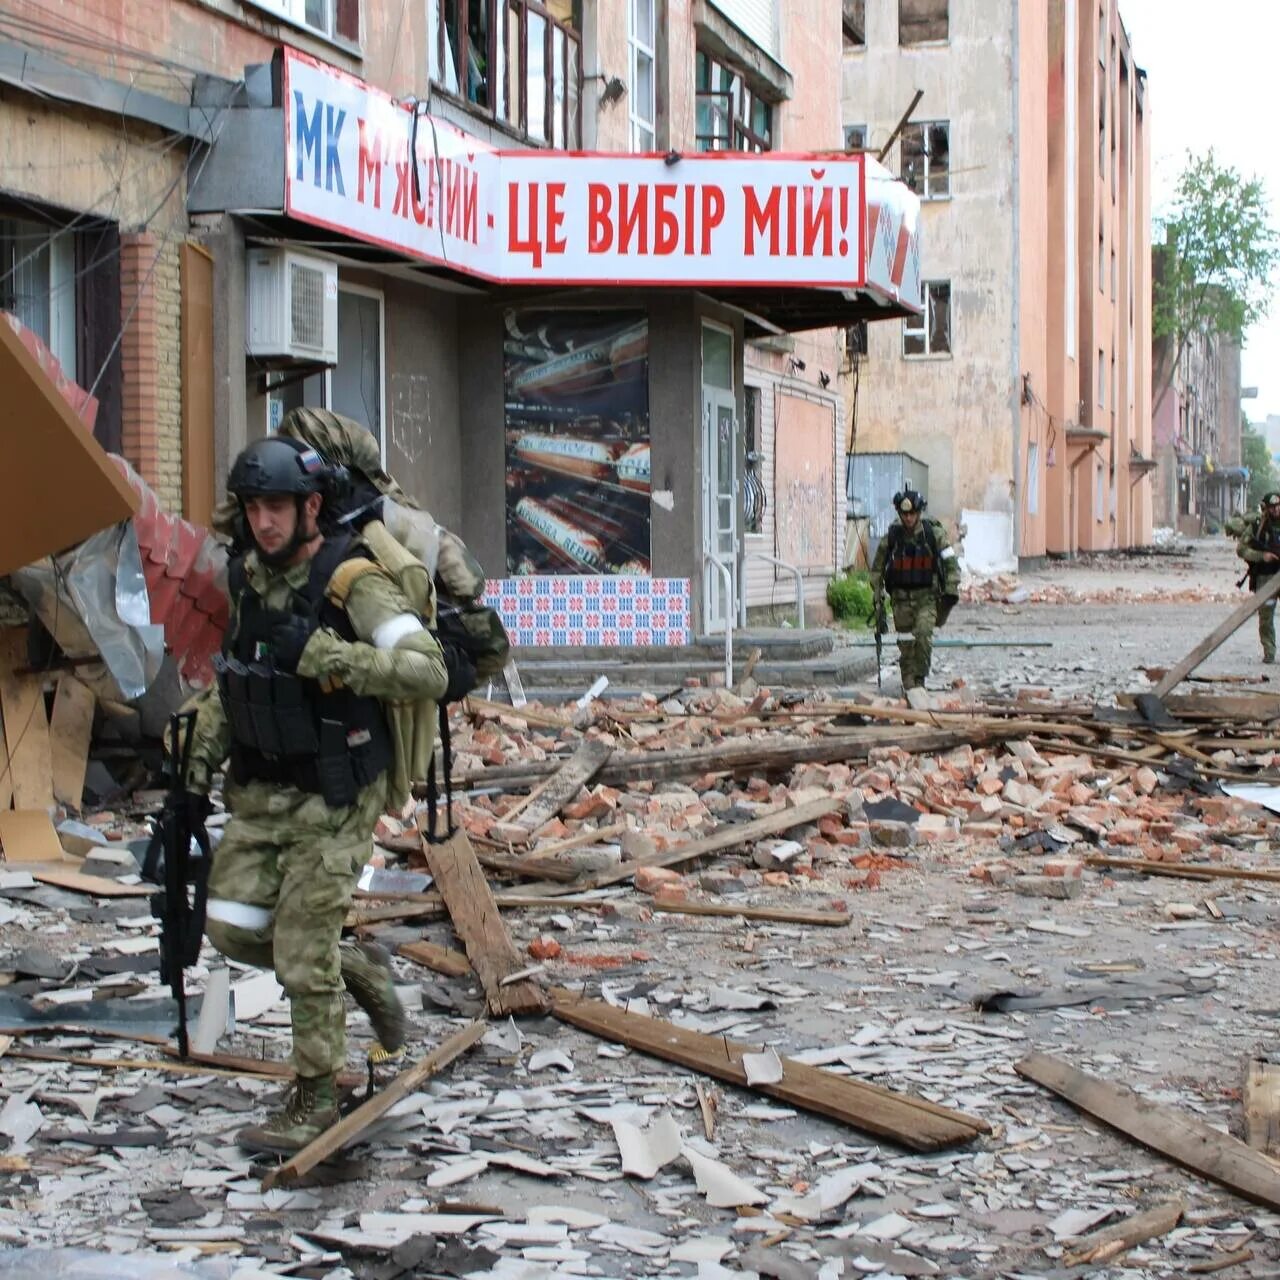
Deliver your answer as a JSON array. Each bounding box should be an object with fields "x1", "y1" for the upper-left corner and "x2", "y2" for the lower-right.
[
  {"x1": 963, "y1": 573, "x2": 1239, "y2": 606},
  {"x1": 4, "y1": 680, "x2": 1280, "y2": 1275}
]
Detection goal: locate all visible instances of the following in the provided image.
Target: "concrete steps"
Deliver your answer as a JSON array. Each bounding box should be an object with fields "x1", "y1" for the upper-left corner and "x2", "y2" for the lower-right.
[{"x1": 491, "y1": 628, "x2": 876, "y2": 702}]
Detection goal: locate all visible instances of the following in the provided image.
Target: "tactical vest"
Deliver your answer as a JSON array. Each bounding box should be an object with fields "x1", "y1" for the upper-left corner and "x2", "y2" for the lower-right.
[
  {"x1": 882, "y1": 522, "x2": 941, "y2": 591},
  {"x1": 1250, "y1": 520, "x2": 1280, "y2": 587},
  {"x1": 215, "y1": 536, "x2": 393, "y2": 808}
]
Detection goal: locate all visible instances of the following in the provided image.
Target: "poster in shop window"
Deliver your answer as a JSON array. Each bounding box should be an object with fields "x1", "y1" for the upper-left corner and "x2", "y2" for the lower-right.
[{"x1": 503, "y1": 309, "x2": 651, "y2": 576}]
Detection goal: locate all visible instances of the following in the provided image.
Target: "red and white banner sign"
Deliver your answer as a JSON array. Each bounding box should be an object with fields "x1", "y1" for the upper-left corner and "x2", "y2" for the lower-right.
[{"x1": 283, "y1": 50, "x2": 919, "y2": 305}]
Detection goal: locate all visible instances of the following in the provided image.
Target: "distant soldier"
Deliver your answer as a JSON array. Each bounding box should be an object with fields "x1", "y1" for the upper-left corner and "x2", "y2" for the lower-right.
[
  {"x1": 870, "y1": 490, "x2": 961, "y2": 690},
  {"x1": 1235, "y1": 490, "x2": 1280, "y2": 664}
]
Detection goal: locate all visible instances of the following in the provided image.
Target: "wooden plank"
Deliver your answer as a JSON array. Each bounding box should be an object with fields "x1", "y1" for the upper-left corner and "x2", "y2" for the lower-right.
[
  {"x1": 475, "y1": 848, "x2": 579, "y2": 883},
  {"x1": 28, "y1": 865, "x2": 154, "y2": 897},
  {"x1": 527, "y1": 821, "x2": 628, "y2": 860},
  {"x1": 261, "y1": 1019, "x2": 487, "y2": 1189},
  {"x1": 1119, "y1": 691, "x2": 1280, "y2": 721},
  {"x1": 1016, "y1": 1051, "x2": 1280, "y2": 1210},
  {"x1": 0, "y1": 810, "x2": 66, "y2": 862},
  {"x1": 417, "y1": 826, "x2": 549, "y2": 1017},
  {"x1": 550, "y1": 990, "x2": 987, "y2": 1152},
  {"x1": 465, "y1": 695, "x2": 570, "y2": 730},
  {"x1": 398, "y1": 939, "x2": 475, "y2": 978},
  {"x1": 49, "y1": 676, "x2": 95, "y2": 810},
  {"x1": 1153, "y1": 572, "x2": 1280, "y2": 698},
  {"x1": 584, "y1": 796, "x2": 844, "y2": 891},
  {"x1": 1245, "y1": 1059, "x2": 1280, "y2": 1158},
  {"x1": 493, "y1": 894, "x2": 852, "y2": 928},
  {"x1": 0, "y1": 628, "x2": 53, "y2": 811},
  {"x1": 1062, "y1": 1200, "x2": 1185, "y2": 1267},
  {"x1": 498, "y1": 739, "x2": 612, "y2": 838},
  {"x1": 1084, "y1": 855, "x2": 1280, "y2": 886}
]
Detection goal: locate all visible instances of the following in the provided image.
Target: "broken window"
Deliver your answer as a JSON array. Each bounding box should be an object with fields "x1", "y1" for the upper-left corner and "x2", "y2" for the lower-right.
[
  {"x1": 844, "y1": 123, "x2": 868, "y2": 151},
  {"x1": 429, "y1": 0, "x2": 582, "y2": 146},
  {"x1": 843, "y1": 0, "x2": 866, "y2": 47},
  {"x1": 900, "y1": 120, "x2": 950, "y2": 199},
  {"x1": 899, "y1": 0, "x2": 947, "y2": 44},
  {"x1": 696, "y1": 50, "x2": 772, "y2": 152},
  {"x1": 903, "y1": 281, "x2": 951, "y2": 357}
]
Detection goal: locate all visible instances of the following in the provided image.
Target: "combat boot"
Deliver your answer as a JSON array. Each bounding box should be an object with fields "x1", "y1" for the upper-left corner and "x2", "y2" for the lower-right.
[
  {"x1": 340, "y1": 939, "x2": 407, "y2": 1064},
  {"x1": 236, "y1": 1075, "x2": 339, "y2": 1153}
]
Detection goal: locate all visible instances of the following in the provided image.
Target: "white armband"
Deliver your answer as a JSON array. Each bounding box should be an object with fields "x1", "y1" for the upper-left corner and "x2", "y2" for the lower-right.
[
  {"x1": 372, "y1": 613, "x2": 426, "y2": 650},
  {"x1": 941, "y1": 546, "x2": 957, "y2": 560}
]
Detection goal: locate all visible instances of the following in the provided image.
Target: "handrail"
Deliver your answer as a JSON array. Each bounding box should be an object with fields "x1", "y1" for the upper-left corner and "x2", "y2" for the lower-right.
[
  {"x1": 703, "y1": 551, "x2": 735, "y2": 688},
  {"x1": 740, "y1": 551, "x2": 806, "y2": 630}
]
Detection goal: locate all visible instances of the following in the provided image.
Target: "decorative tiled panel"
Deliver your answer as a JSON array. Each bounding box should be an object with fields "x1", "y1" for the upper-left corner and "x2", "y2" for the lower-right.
[{"x1": 483, "y1": 577, "x2": 692, "y2": 647}]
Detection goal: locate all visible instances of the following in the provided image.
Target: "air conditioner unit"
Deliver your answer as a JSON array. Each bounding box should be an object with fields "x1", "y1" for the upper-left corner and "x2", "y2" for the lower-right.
[{"x1": 246, "y1": 248, "x2": 338, "y2": 364}]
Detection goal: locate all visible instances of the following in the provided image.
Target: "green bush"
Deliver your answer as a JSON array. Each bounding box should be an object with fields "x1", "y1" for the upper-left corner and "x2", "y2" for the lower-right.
[{"x1": 827, "y1": 571, "x2": 875, "y2": 624}]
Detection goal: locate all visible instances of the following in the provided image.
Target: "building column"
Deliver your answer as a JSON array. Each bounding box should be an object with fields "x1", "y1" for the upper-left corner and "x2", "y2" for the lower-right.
[{"x1": 119, "y1": 232, "x2": 161, "y2": 493}]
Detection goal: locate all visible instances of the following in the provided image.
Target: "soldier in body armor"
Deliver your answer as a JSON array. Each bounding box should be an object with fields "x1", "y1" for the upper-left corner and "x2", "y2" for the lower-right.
[
  {"x1": 181, "y1": 437, "x2": 476, "y2": 1153},
  {"x1": 870, "y1": 489, "x2": 961, "y2": 690},
  {"x1": 1235, "y1": 491, "x2": 1280, "y2": 664}
]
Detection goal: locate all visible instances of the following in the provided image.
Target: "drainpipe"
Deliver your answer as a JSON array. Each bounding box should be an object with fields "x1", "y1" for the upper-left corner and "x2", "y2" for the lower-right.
[{"x1": 1010, "y1": 0, "x2": 1023, "y2": 562}]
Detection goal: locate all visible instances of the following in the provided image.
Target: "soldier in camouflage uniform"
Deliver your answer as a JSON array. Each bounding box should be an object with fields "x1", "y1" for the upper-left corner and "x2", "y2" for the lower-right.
[
  {"x1": 1235, "y1": 490, "x2": 1280, "y2": 664},
  {"x1": 870, "y1": 490, "x2": 960, "y2": 690},
  {"x1": 184, "y1": 437, "x2": 476, "y2": 1154}
]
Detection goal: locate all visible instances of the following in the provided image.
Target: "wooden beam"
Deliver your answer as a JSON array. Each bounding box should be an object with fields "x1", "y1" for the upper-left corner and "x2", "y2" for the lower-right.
[
  {"x1": 1245, "y1": 1059, "x2": 1280, "y2": 1158},
  {"x1": 1084, "y1": 855, "x2": 1280, "y2": 886},
  {"x1": 494, "y1": 893, "x2": 851, "y2": 928},
  {"x1": 497, "y1": 738, "x2": 611, "y2": 838},
  {"x1": 1016, "y1": 1051, "x2": 1280, "y2": 1210},
  {"x1": 261, "y1": 1019, "x2": 487, "y2": 1189},
  {"x1": 465, "y1": 695, "x2": 569, "y2": 730},
  {"x1": 397, "y1": 939, "x2": 475, "y2": 978},
  {"x1": 0, "y1": 628, "x2": 53, "y2": 811},
  {"x1": 1153, "y1": 572, "x2": 1280, "y2": 698},
  {"x1": 550, "y1": 990, "x2": 988, "y2": 1152},
  {"x1": 1062, "y1": 1200, "x2": 1185, "y2": 1267},
  {"x1": 417, "y1": 827, "x2": 549, "y2": 1016},
  {"x1": 583, "y1": 795, "x2": 843, "y2": 891}
]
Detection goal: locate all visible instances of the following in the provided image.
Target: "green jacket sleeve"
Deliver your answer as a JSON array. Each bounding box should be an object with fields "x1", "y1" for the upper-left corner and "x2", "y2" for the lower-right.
[
  {"x1": 1239, "y1": 518, "x2": 1267, "y2": 563},
  {"x1": 298, "y1": 567, "x2": 449, "y2": 702},
  {"x1": 183, "y1": 685, "x2": 230, "y2": 795},
  {"x1": 932, "y1": 520, "x2": 961, "y2": 593}
]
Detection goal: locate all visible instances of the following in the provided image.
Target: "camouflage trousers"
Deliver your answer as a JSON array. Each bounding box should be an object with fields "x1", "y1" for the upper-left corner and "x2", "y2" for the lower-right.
[
  {"x1": 891, "y1": 588, "x2": 938, "y2": 690},
  {"x1": 204, "y1": 776, "x2": 386, "y2": 1079},
  {"x1": 1260, "y1": 601, "x2": 1276, "y2": 661}
]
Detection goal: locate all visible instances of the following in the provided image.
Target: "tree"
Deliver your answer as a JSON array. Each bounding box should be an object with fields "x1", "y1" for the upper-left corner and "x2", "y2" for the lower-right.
[
  {"x1": 1243, "y1": 425, "x2": 1276, "y2": 510},
  {"x1": 1153, "y1": 151, "x2": 1280, "y2": 411}
]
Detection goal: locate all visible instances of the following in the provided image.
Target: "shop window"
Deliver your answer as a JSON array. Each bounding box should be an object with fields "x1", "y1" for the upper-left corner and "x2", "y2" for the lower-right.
[
  {"x1": 429, "y1": 0, "x2": 582, "y2": 147},
  {"x1": 629, "y1": 0, "x2": 656, "y2": 150},
  {"x1": 903, "y1": 281, "x2": 950, "y2": 357},
  {"x1": 695, "y1": 50, "x2": 772, "y2": 153},
  {"x1": 245, "y1": 0, "x2": 359, "y2": 44},
  {"x1": 899, "y1": 0, "x2": 947, "y2": 45},
  {"x1": 844, "y1": 123, "x2": 867, "y2": 151},
  {"x1": 268, "y1": 285, "x2": 384, "y2": 455},
  {"x1": 843, "y1": 0, "x2": 865, "y2": 48},
  {"x1": 0, "y1": 212, "x2": 121, "y2": 450},
  {"x1": 900, "y1": 120, "x2": 949, "y2": 199}
]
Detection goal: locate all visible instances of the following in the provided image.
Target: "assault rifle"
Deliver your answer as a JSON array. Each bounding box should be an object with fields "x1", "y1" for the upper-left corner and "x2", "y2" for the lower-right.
[{"x1": 142, "y1": 711, "x2": 212, "y2": 1058}]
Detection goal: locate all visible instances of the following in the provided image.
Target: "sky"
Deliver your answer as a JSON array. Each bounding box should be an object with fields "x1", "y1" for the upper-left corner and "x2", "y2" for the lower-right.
[{"x1": 1120, "y1": 0, "x2": 1280, "y2": 426}]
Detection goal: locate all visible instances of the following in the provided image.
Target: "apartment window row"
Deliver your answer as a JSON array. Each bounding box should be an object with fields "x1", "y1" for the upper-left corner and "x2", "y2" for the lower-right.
[
  {"x1": 428, "y1": 0, "x2": 583, "y2": 147},
  {"x1": 844, "y1": 0, "x2": 949, "y2": 49},
  {"x1": 695, "y1": 50, "x2": 772, "y2": 153}
]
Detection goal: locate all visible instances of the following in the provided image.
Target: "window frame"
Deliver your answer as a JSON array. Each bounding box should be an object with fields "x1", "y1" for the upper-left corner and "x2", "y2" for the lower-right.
[
  {"x1": 902, "y1": 280, "x2": 952, "y2": 359},
  {"x1": 695, "y1": 50, "x2": 773, "y2": 153},
  {"x1": 843, "y1": 0, "x2": 866, "y2": 48},
  {"x1": 243, "y1": 0, "x2": 359, "y2": 46},
  {"x1": 898, "y1": 0, "x2": 948, "y2": 45},
  {"x1": 899, "y1": 119, "x2": 950, "y2": 200},
  {"x1": 628, "y1": 0, "x2": 657, "y2": 151},
  {"x1": 844, "y1": 123, "x2": 868, "y2": 151},
  {"x1": 428, "y1": 0, "x2": 583, "y2": 148}
]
